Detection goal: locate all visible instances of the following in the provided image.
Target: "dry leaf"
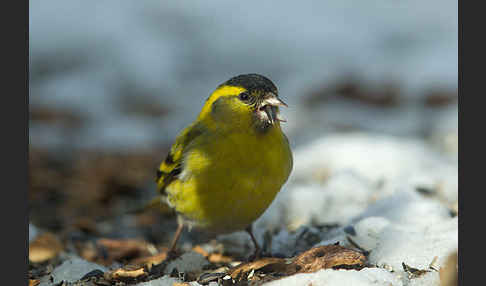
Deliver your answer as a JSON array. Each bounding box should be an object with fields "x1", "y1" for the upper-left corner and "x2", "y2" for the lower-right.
[
  {"x1": 192, "y1": 245, "x2": 233, "y2": 264},
  {"x1": 197, "y1": 272, "x2": 228, "y2": 285},
  {"x1": 208, "y1": 253, "x2": 234, "y2": 264},
  {"x1": 229, "y1": 257, "x2": 287, "y2": 280},
  {"x1": 192, "y1": 246, "x2": 209, "y2": 257},
  {"x1": 106, "y1": 266, "x2": 147, "y2": 281},
  {"x1": 293, "y1": 245, "x2": 367, "y2": 273},
  {"x1": 131, "y1": 251, "x2": 168, "y2": 269},
  {"x1": 78, "y1": 241, "x2": 98, "y2": 262},
  {"x1": 29, "y1": 232, "x2": 63, "y2": 263},
  {"x1": 228, "y1": 245, "x2": 367, "y2": 283},
  {"x1": 402, "y1": 262, "x2": 431, "y2": 279},
  {"x1": 440, "y1": 252, "x2": 457, "y2": 286}
]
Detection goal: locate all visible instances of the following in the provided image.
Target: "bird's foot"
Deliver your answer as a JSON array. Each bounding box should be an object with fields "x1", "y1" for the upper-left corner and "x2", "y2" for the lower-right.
[
  {"x1": 167, "y1": 248, "x2": 183, "y2": 261},
  {"x1": 246, "y1": 248, "x2": 263, "y2": 262}
]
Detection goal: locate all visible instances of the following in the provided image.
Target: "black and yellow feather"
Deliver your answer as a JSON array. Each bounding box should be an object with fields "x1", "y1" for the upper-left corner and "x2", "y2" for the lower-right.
[
  {"x1": 155, "y1": 123, "x2": 204, "y2": 193},
  {"x1": 151, "y1": 74, "x2": 293, "y2": 233}
]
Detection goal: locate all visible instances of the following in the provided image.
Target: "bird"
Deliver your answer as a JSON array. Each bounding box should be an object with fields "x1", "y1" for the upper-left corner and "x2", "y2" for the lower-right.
[{"x1": 153, "y1": 73, "x2": 293, "y2": 258}]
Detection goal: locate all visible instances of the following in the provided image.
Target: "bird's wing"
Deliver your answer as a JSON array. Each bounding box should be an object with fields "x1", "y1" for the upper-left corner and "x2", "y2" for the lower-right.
[{"x1": 155, "y1": 122, "x2": 204, "y2": 194}]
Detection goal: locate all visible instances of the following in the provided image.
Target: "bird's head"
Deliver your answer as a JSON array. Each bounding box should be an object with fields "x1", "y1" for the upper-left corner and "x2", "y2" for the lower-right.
[{"x1": 199, "y1": 74, "x2": 288, "y2": 132}]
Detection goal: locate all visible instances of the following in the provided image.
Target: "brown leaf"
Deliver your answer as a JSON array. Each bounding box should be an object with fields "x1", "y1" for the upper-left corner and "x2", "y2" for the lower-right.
[
  {"x1": 293, "y1": 245, "x2": 367, "y2": 273},
  {"x1": 229, "y1": 257, "x2": 288, "y2": 280},
  {"x1": 440, "y1": 252, "x2": 457, "y2": 286},
  {"x1": 29, "y1": 279, "x2": 40, "y2": 286},
  {"x1": 207, "y1": 253, "x2": 234, "y2": 264},
  {"x1": 131, "y1": 250, "x2": 168, "y2": 269},
  {"x1": 29, "y1": 232, "x2": 63, "y2": 263},
  {"x1": 402, "y1": 262, "x2": 431, "y2": 279},
  {"x1": 78, "y1": 241, "x2": 98, "y2": 262},
  {"x1": 106, "y1": 265, "x2": 147, "y2": 281},
  {"x1": 197, "y1": 271, "x2": 228, "y2": 285},
  {"x1": 227, "y1": 245, "x2": 367, "y2": 283},
  {"x1": 192, "y1": 245, "x2": 209, "y2": 257},
  {"x1": 192, "y1": 245, "x2": 233, "y2": 264}
]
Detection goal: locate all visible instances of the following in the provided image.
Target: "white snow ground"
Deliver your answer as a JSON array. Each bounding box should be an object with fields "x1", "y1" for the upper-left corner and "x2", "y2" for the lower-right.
[
  {"x1": 30, "y1": 129, "x2": 458, "y2": 285},
  {"x1": 216, "y1": 132, "x2": 458, "y2": 286}
]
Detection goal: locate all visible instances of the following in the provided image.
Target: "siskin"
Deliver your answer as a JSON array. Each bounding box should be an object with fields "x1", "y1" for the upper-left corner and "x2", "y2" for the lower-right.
[{"x1": 153, "y1": 74, "x2": 293, "y2": 258}]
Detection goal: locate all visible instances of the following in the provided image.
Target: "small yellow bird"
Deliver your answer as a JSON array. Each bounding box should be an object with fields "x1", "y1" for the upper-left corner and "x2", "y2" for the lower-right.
[{"x1": 154, "y1": 74, "x2": 293, "y2": 257}]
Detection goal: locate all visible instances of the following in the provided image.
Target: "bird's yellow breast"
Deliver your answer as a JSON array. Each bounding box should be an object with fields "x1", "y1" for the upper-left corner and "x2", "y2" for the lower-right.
[{"x1": 165, "y1": 125, "x2": 292, "y2": 233}]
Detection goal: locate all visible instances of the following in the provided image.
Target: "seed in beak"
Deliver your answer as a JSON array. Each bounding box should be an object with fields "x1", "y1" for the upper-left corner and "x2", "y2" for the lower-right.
[
  {"x1": 264, "y1": 105, "x2": 274, "y2": 124},
  {"x1": 259, "y1": 94, "x2": 288, "y2": 125}
]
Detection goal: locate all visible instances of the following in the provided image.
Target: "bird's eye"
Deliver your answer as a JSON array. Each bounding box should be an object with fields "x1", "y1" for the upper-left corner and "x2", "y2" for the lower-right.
[{"x1": 238, "y1": 92, "x2": 250, "y2": 102}]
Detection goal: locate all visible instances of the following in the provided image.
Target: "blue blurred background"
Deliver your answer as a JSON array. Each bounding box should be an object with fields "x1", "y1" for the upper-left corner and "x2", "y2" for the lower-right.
[{"x1": 29, "y1": 0, "x2": 457, "y2": 153}]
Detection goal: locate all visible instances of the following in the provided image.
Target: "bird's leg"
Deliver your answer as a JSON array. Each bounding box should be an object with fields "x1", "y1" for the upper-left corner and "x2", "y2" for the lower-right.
[
  {"x1": 168, "y1": 222, "x2": 184, "y2": 258},
  {"x1": 246, "y1": 224, "x2": 261, "y2": 260}
]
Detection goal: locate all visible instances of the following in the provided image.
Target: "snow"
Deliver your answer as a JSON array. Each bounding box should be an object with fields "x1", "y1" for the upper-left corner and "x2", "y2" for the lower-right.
[
  {"x1": 164, "y1": 251, "x2": 210, "y2": 275},
  {"x1": 252, "y1": 133, "x2": 458, "y2": 235},
  {"x1": 38, "y1": 257, "x2": 108, "y2": 286},
  {"x1": 243, "y1": 133, "x2": 457, "y2": 285},
  {"x1": 135, "y1": 276, "x2": 182, "y2": 286},
  {"x1": 265, "y1": 268, "x2": 403, "y2": 286},
  {"x1": 29, "y1": 223, "x2": 39, "y2": 242}
]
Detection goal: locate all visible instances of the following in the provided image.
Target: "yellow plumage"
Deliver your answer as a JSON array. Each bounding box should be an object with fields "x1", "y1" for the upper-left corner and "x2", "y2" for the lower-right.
[{"x1": 154, "y1": 74, "x2": 293, "y2": 255}]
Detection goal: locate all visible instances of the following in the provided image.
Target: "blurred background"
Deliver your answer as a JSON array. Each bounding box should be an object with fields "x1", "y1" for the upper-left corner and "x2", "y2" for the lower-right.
[{"x1": 29, "y1": 0, "x2": 457, "y2": 270}]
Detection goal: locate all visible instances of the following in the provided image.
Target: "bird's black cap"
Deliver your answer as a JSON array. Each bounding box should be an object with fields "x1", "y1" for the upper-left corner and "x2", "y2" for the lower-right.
[{"x1": 223, "y1": 74, "x2": 278, "y2": 94}]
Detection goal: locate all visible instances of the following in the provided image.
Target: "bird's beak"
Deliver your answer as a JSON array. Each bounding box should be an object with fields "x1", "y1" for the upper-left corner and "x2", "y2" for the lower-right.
[
  {"x1": 260, "y1": 93, "x2": 288, "y2": 124},
  {"x1": 263, "y1": 93, "x2": 288, "y2": 108}
]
